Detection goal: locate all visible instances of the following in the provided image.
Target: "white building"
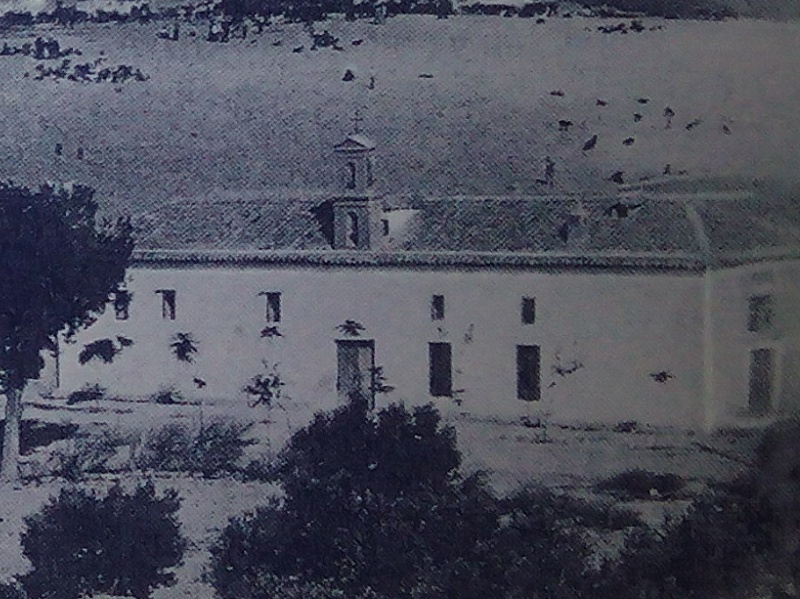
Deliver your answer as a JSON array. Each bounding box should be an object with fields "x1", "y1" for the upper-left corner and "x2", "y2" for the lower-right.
[{"x1": 55, "y1": 134, "x2": 800, "y2": 430}]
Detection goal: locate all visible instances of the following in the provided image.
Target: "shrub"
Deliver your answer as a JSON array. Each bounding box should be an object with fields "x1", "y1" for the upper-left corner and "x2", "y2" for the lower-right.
[
  {"x1": 505, "y1": 485, "x2": 641, "y2": 531},
  {"x1": 192, "y1": 418, "x2": 255, "y2": 478},
  {"x1": 211, "y1": 399, "x2": 595, "y2": 599},
  {"x1": 0, "y1": 420, "x2": 80, "y2": 459},
  {"x1": 52, "y1": 428, "x2": 127, "y2": 481},
  {"x1": 20, "y1": 481, "x2": 186, "y2": 599},
  {"x1": 243, "y1": 365, "x2": 285, "y2": 408},
  {"x1": 135, "y1": 422, "x2": 193, "y2": 472},
  {"x1": 135, "y1": 418, "x2": 254, "y2": 477},
  {"x1": 239, "y1": 455, "x2": 277, "y2": 482},
  {"x1": 66, "y1": 383, "x2": 106, "y2": 405},
  {"x1": 596, "y1": 468, "x2": 686, "y2": 500},
  {"x1": 598, "y1": 484, "x2": 770, "y2": 599},
  {"x1": 150, "y1": 386, "x2": 182, "y2": 404}
]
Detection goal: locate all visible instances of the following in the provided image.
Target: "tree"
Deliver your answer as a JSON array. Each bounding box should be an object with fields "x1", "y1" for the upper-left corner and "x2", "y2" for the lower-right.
[{"x1": 0, "y1": 182, "x2": 134, "y2": 481}]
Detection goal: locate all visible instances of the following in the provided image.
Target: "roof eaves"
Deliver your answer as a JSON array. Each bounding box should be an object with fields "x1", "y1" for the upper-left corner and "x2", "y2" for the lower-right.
[{"x1": 130, "y1": 248, "x2": 706, "y2": 272}]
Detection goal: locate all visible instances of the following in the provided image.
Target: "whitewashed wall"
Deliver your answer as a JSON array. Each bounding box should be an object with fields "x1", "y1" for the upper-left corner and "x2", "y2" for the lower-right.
[
  {"x1": 705, "y1": 259, "x2": 800, "y2": 428},
  {"x1": 57, "y1": 262, "x2": 708, "y2": 428}
]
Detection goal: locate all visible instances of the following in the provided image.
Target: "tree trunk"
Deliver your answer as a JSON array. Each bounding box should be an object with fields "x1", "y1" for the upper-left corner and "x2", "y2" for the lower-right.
[{"x1": 1, "y1": 386, "x2": 24, "y2": 482}]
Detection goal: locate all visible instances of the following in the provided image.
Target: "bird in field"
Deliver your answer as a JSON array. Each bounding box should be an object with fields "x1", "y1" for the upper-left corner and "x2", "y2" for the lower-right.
[
  {"x1": 352, "y1": 38, "x2": 363, "y2": 45},
  {"x1": 622, "y1": 137, "x2": 635, "y2": 146},
  {"x1": 582, "y1": 135, "x2": 597, "y2": 151},
  {"x1": 609, "y1": 171, "x2": 625, "y2": 184},
  {"x1": 558, "y1": 119, "x2": 573, "y2": 132},
  {"x1": 193, "y1": 377, "x2": 207, "y2": 389},
  {"x1": 685, "y1": 118, "x2": 702, "y2": 131},
  {"x1": 663, "y1": 106, "x2": 675, "y2": 128},
  {"x1": 596, "y1": 99, "x2": 608, "y2": 106},
  {"x1": 419, "y1": 73, "x2": 434, "y2": 79},
  {"x1": 723, "y1": 124, "x2": 732, "y2": 135},
  {"x1": 633, "y1": 112, "x2": 643, "y2": 122},
  {"x1": 650, "y1": 370, "x2": 673, "y2": 383},
  {"x1": 637, "y1": 97, "x2": 649, "y2": 104},
  {"x1": 550, "y1": 89, "x2": 565, "y2": 97}
]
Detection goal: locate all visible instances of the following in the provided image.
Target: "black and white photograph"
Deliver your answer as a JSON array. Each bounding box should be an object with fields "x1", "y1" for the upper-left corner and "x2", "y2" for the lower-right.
[{"x1": 0, "y1": 0, "x2": 798, "y2": 596}]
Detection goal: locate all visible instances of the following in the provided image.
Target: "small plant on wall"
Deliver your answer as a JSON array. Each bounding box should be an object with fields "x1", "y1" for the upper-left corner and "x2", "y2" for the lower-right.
[
  {"x1": 243, "y1": 364, "x2": 286, "y2": 409},
  {"x1": 78, "y1": 336, "x2": 134, "y2": 365},
  {"x1": 170, "y1": 332, "x2": 198, "y2": 363},
  {"x1": 260, "y1": 325, "x2": 283, "y2": 338},
  {"x1": 369, "y1": 365, "x2": 395, "y2": 396},
  {"x1": 336, "y1": 319, "x2": 365, "y2": 337}
]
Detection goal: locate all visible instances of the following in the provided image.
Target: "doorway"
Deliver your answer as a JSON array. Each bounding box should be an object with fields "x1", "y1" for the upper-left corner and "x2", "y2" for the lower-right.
[
  {"x1": 748, "y1": 347, "x2": 775, "y2": 417},
  {"x1": 336, "y1": 339, "x2": 375, "y2": 406}
]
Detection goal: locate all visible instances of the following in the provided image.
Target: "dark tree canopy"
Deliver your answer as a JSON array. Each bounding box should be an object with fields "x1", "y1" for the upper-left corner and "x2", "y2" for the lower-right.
[{"x1": 0, "y1": 182, "x2": 134, "y2": 391}]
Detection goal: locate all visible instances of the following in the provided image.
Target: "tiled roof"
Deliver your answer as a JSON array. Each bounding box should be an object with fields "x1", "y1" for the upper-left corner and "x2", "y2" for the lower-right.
[{"x1": 132, "y1": 179, "x2": 800, "y2": 270}]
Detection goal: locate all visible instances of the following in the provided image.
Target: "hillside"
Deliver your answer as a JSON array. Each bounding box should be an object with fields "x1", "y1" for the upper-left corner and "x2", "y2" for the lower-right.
[{"x1": 0, "y1": 14, "x2": 797, "y2": 215}]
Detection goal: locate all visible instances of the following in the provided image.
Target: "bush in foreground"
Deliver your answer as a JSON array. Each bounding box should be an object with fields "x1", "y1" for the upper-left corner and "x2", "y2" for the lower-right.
[
  {"x1": 210, "y1": 398, "x2": 595, "y2": 599},
  {"x1": 21, "y1": 481, "x2": 186, "y2": 599}
]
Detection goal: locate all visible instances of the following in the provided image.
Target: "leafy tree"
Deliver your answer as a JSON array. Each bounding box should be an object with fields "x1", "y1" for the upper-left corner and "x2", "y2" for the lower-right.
[
  {"x1": 211, "y1": 399, "x2": 494, "y2": 598},
  {"x1": 211, "y1": 399, "x2": 597, "y2": 599},
  {"x1": 0, "y1": 182, "x2": 134, "y2": 481}
]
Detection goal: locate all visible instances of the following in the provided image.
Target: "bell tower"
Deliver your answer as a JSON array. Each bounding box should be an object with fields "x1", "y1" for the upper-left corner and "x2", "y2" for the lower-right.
[{"x1": 331, "y1": 123, "x2": 380, "y2": 250}]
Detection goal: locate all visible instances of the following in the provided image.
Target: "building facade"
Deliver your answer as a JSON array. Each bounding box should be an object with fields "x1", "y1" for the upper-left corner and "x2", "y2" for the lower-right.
[{"x1": 54, "y1": 135, "x2": 800, "y2": 429}]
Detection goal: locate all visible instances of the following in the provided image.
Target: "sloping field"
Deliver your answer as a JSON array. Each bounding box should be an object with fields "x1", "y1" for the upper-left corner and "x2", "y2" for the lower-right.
[{"x1": 0, "y1": 15, "x2": 797, "y2": 215}]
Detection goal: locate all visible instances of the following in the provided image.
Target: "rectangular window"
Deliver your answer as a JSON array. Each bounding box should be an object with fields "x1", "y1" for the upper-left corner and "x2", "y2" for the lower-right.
[
  {"x1": 263, "y1": 292, "x2": 281, "y2": 323},
  {"x1": 521, "y1": 297, "x2": 536, "y2": 325},
  {"x1": 113, "y1": 290, "x2": 131, "y2": 321},
  {"x1": 156, "y1": 289, "x2": 176, "y2": 320},
  {"x1": 429, "y1": 342, "x2": 452, "y2": 397},
  {"x1": 517, "y1": 345, "x2": 541, "y2": 402},
  {"x1": 748, "y1": 294, "x2": 774, "y2": 332},
  {"x1": 431, "y1": 295, "x2": 445, "y2": 321},
  {"x1": 381, "y1": 219, "x2": 390, "y2": 236}
]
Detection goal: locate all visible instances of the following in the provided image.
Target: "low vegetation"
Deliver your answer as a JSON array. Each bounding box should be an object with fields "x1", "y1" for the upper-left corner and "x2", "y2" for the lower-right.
[
  {"x1": 209, "y1": 403, "x2": 800, "y2": 599},
  {"x1": 596, "y1": 468, "x2": 686, "y2": 500},
  {"x1": 19, "y1": 481, "x2": 186, "y2": 599},
  {"x1": 135, "y1": 418, "x2": 255, "y2": 478}
]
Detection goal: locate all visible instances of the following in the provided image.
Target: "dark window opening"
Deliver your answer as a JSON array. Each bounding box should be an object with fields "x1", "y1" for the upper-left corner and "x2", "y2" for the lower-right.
[
  {"x1": 517, "y1": 345, "x2": 541, "y2": 402},
  {"x1": 381, "y1": 219, "x2": 390, "y2": 236},
  {"x1": 429, "y1": 342, "x2": 452, "y2": 397},
  {"x1": 431, "y1": 295, "x2": 445, "y2": 321},
  {"x1": 521, "y1": 297, "x2": 536, "y2": 325},
  {"x1": 113, "y1": 290, "x2": 131, "y2": 320},
  {"x1": 347, "y1": 212, "x2": 360, "y2": 248},
  {"x1": 346, "y1": 162, "x2": 356, "y2": 190},
  {"x1": 748, "y1": 347, "x2": 774, "y2": 416},
  {"x1": 262, "y1": 292, "x2": 281, "y2": 323},
  {"x1": 748, "y1": 294, "x2": 774, "y2": 332},
  {"x1": 156, "y1": 289, "x2": 176, "y2": 320},
  {"x1": 367, "y1": 157, "x2": 375, "y2": 187}
]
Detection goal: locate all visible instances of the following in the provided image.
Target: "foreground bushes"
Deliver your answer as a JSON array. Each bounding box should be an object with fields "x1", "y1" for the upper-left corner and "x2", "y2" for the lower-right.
[
  {"x1": 210, "y1": 402, "x2": 800, "y2": 599},
  {"x1": 210, "y1": 398, "x2": 603, "y2": 599},
  {"x1": 20, "y1": 481, "x2": 186, "y2": 599}
]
